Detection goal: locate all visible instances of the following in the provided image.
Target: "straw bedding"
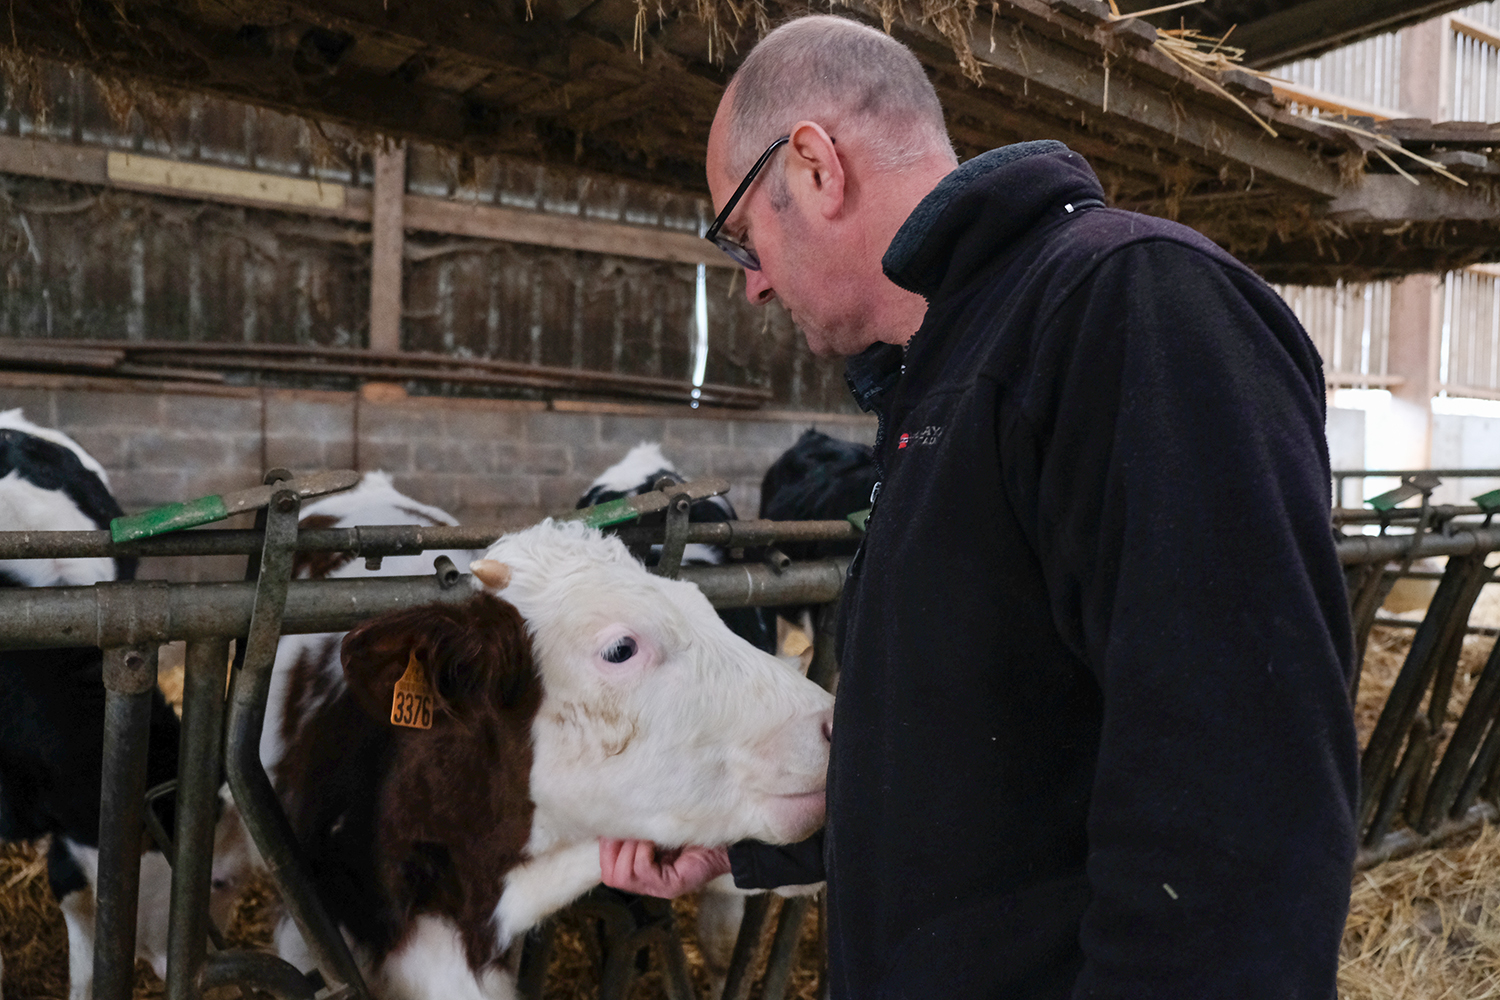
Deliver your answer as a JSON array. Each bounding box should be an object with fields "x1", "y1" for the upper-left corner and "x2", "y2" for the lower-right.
[{"x1": 5, "y1": 622, "x2": 1499, "y2": 998}]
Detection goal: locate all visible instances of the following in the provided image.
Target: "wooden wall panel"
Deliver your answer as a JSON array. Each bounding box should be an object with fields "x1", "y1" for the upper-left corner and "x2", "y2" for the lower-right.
[{"x1": 2, "y1": 60, "x2": 860, "y2": 414}]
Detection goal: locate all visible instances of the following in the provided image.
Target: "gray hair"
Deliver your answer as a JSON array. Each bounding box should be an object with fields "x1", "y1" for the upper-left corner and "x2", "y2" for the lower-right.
[{"x1": 724, "y1": 15, "x2": 955, "y2": 203}]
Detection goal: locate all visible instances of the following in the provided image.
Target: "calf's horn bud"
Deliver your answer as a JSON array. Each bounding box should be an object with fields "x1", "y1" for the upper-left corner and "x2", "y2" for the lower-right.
[{"x1": 469, "y1": 559, "x2": 512, "y2": 590}]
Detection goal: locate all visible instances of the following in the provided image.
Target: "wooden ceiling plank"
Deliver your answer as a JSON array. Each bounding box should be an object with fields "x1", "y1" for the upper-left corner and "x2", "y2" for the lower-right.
[
  {"x1": 1326, "y1": 174, "x2": 1500, "y2": 224},
  {"x1": 883, "y1": 8, "x2": 1345, "y2": 198},
  {"x1": 933, "y1": 72, "x2": 1223, "y2": 191}
]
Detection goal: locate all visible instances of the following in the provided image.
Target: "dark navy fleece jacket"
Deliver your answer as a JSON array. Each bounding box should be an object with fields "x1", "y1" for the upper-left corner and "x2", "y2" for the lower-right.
[{"x1": 733, "y1": 142, "x2": 1358, "y2": 1000}]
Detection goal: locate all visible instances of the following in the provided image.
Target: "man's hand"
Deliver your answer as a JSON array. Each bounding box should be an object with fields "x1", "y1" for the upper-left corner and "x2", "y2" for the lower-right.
[{"x1": 598, "y1": 838, "x2": 731, "y2": 898}]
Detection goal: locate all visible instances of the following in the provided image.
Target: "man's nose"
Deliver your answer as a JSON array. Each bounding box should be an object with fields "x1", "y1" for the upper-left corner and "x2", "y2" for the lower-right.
[{"x1": 744, "y1": 267, "x2": 775, "y2": 305}]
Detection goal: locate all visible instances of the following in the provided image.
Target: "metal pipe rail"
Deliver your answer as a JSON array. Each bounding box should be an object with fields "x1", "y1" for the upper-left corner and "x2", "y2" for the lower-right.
[
  {"x1": 0, "y1": 520, "x2": 861, "y2": 563},
  {"x1": 1335, "y1": 524, "x2": 1500, "y2": 565},
  {"x1": 1335, "y1": 468, "x2": 1500, "y2": 481},
  {"x1": 1334, "y1": 506, "x2": 1490, "y2": 525},
  {"x1": 0, "y1": 561, "x2": 848, "y2": 652}
]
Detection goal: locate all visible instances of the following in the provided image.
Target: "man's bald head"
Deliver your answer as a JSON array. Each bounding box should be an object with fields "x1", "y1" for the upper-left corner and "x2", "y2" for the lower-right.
[{"x1": 721, "y1": 15, "x2": 955, "y2": 184}]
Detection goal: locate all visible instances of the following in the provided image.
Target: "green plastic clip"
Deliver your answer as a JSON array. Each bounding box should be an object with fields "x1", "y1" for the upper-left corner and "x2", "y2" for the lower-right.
[
  {"x1": 111, "y1": 495, "x2": 231, "y2": 544},
  {"x1": 1475, "y1": 488, "x2": 1500, "y2": 515},
  {"x1": 573, "y1": 496, "x2": 645, "y2": 529}
]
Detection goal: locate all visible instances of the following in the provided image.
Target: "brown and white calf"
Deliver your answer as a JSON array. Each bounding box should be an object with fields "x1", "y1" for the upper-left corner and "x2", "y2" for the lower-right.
[{"x1": 264, "y1": 507, "x2": 832, "y2": 999}]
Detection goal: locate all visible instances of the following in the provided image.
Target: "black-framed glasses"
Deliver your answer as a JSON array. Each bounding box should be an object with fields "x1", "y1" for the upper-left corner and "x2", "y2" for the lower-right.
[{"x1": 704, "y1": 135, "x2": 791, "y2": 271}]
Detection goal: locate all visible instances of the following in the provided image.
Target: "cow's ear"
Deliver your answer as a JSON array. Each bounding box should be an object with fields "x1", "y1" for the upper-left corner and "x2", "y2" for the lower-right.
[{"x1": 339, "y1": 593, "x2": 537, "y2": 723}]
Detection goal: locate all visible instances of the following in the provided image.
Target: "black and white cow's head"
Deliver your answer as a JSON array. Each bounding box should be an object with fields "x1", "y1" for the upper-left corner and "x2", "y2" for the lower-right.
[{"x1": 0, "y1": 408, "x2": 135, "y2": 586}]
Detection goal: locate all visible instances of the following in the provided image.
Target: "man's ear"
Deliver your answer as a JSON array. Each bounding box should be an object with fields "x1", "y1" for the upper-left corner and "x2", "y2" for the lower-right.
[{"x1": 785, "y1": 120, "x2": 844, "y2": 220}]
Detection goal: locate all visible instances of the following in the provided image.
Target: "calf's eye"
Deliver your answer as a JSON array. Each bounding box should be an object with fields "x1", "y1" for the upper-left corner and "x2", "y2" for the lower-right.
[{"x1": 601, "y1": 636, "x2": 638, "y2": 664}]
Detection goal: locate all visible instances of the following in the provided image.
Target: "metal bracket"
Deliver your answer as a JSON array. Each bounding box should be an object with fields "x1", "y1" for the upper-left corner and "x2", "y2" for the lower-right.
[
  {"x1": 1368, "y1": 473, "x2": 1442, "y2": 537},
  {"x1": 223, "y1": 473, "x2": 373, "y2": 1000},
  {"x1": 654, "y1": 492, "x2": 692, "y2": 579},
  {"x1": 96, "y1": 581, "x2": 172, "y2": 668}
]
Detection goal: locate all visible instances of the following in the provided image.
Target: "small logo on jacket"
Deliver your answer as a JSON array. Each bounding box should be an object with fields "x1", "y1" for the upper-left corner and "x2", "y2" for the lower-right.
[{"x1": 898, "y1": 425, "x2": 943, "y2": 450}]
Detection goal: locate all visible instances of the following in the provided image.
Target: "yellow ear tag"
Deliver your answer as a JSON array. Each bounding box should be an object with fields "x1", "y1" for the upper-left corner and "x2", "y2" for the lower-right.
[{"x1": 390, "y1": 650, "x2": 434, "y2": 730}]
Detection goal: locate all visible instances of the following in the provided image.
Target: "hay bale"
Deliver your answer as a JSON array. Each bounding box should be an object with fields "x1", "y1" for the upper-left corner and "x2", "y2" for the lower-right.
[
  {"x1": 1342, "y1": 622, "x2": 1500, "y2": 996},
  {"x1": 0, "y1": 840, "x2": 166, "y2": 1000},
  {"x1": 1341, "y1": 824, "x2": 1500, "y2": 998}
]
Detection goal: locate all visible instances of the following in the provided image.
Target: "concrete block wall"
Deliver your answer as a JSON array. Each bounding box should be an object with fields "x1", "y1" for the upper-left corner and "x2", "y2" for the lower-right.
[
  {"x1": 1431, "y1": 411, "x2": 1500, "y2": 506},
  {"x1": 0, "y1": 372, "x2": 876, "y2": 581}
]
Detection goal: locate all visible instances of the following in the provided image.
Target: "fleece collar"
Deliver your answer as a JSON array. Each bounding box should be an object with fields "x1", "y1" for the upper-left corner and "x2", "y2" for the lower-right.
[{"x1": 882, "y1": 141, "x2": 1105, "y2": 301}]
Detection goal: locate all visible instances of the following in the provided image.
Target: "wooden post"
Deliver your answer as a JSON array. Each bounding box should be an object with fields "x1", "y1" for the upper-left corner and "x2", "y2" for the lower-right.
[
  {"x1": 369, "y1": 141, "x2": 406, "y2": 355},
  {"x1": 1385, "y1": 274, "x2": 1443, "y2": 468},
  {"x1": 1377, "y1": 17, "x2": 1451, "y2": 469},
  {"x1": 1399, "y1": 16, "x2": 1450, "y2": 122}
]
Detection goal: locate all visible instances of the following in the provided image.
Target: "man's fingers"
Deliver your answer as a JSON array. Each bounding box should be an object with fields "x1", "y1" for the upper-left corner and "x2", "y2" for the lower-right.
[
  {"x1": 599, "y1": 838, "x2": 640, "y2": 888},
  {"x1": 597, "y1": 839, "x2": 730, "y2": 897},
  {"x1": 629, "y1": 839, "x2": 663, "y2": 883}
]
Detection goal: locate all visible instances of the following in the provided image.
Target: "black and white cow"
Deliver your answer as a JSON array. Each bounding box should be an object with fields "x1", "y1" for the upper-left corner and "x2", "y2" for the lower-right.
[
  {"x1": 577, "y1": 442, "x2": 774, "y2": 655},
  {"x1": 0, "y1": 409, "x2": 254, "y2": 999},
  {"x1": 755, "y1": 428, "x2": 878, "y2": 637},
  {"x1": 758, "y1": 429, "x2": 878, "y2": 562}
]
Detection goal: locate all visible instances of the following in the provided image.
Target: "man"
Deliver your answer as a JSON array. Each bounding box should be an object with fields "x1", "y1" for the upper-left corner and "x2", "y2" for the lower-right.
[{"x1": 601, "y1": 14, "x2": 1359, "y2": 999}]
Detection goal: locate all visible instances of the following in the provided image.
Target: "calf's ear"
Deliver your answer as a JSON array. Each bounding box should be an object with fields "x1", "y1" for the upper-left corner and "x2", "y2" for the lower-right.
[{"x1": 339, "y1": 592, "x2": 537, "y2": 723}]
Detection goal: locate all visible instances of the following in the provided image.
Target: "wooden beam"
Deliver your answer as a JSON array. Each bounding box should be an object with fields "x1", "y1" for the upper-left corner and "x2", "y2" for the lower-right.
[
  {"x1": 1325, "y1": 175, "x2": 1500, "y2": 223},
  {"x1": 398, "y1": 196, "x2": 726, "y2": 267},
  {"x1": 106, "y1": 152, "x2": 349, "y2": 213},
  {"x1": 1267, "y1": 82, "x2": 1402, "y2": 121},
  {"x1": 1326, "y1": 373, "x2": 1407, "y2": 388},
  {"x1": 1232, "y1": 0, "x2": 1479, "y2": 69},
  {"x1": 1443, "y1": 384, "x2": 1500, "y2": 402},
  {"x1": 369, "y1": 143, "x2": 407, "y2": 354},
  {"x1": 0, "y1": 137, "x2": 106, "y2": 185},
  {"x1": 0, "y1": 134, "x2": 730, "y2": 268},
  {"x1": 1451, "y1": 14, "x2": 1500, "y2": 52},
  {"x1": 882, "y1": 4, "x2": 1347, "y2": 199}
]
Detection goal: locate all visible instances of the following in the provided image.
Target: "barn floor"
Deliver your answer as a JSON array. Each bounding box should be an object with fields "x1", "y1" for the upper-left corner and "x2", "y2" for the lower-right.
[
  {"x1": 4, "y1": 607, "x2": 1500, "y2": 999},
  {"x1": 0, "y1": 840, "x2": 821, "y2": 1000}
]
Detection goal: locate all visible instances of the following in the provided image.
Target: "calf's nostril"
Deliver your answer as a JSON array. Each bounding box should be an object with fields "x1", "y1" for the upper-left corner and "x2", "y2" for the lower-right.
[{"x1": 821, "y1": 712, "x2": 834, "y2": 743}]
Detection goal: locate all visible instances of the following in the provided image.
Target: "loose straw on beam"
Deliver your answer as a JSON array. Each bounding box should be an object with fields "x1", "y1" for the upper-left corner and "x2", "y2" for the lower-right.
[
  {"x1": 1154, "y1": 34, "x2": 1279, "y2": 137},
  {"x1": 1312, "y1": 117, "x2": 1470, "y2": 186},
  {"x1": 1105, "y1": 1, "x2": 1278, "y2": 137},
  {"x1": 1124, "y1": 0, "x2": 1207, "y2": 19}
]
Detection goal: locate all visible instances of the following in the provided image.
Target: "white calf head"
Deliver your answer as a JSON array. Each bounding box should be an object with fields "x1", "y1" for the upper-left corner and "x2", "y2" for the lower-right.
[{"x1": 474, "y1": 520, "x2": 833, "y2": 849}]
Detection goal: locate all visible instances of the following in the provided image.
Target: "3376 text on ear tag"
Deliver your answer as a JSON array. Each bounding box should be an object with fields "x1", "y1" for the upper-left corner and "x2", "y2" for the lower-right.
[{"x1": 391, "y1": 650, "x2": 434, "y2": 730}]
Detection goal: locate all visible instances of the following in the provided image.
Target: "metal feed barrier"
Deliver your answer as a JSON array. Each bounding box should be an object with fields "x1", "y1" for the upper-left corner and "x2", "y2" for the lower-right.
[
  {"x1": 9, "y1": 464, "x2": 1500, "y2": 998},
  {"x1": 1336, "y1": 471, "x2": 1500, "y2": 868},
  {"x1": 0, "y1": 468, "x2": 854, "y2": 1000}
]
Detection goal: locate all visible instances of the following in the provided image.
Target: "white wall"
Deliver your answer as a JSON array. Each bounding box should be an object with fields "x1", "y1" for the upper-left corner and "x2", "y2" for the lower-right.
[
  {"x1": 1327, "y1": 406, "x2": 1367, "y2": 472},
  {"x1": 1431, "y1": 412, "x2": 1500, "y2": 504}
]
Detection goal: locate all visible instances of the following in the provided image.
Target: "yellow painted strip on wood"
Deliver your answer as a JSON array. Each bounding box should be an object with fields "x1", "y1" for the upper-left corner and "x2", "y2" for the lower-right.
[
  {"x1": 1325, "y1": 372, "x2": 1406, "y2": 388},
  {"x1": 1268, "y1": 82, "x2": 1402, "y2": 121},
  {"x1": 106, "y1": 152, "x2": 347, "y2": 212},
  {"x1": 1441, "y1": 383, "x2": 1500, "y2": 402},
  {"x1": 1451, "y1": 14, "x2": 1500, "y2": 53}
]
